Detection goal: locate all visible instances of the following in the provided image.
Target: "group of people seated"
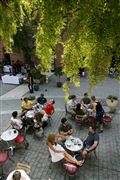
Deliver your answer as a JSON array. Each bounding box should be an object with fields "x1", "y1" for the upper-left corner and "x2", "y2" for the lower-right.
[
  {"x1": 47, "y1": 117, "x2": 99, "y2": 167},
  {"x1": 10, "y1": 94, "x2": 55, "y2": 137},
  {"x1": 66, "y1": 93, "x2": 104, "y2": 132},
  {"x1": 9, "y1": 92, "x2": 102, "y2": 173},
  {"x1": 66, "y1": 93, "x2": 91, "y2": 116}
]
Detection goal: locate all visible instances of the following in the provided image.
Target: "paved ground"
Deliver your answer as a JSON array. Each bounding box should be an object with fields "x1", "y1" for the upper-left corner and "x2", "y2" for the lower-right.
[
  {"x1": 0, "y1": 75, "x2": 120, "y2": 180},
  {"x1": 0, "y1": 81, "x2": 17, "y2": 96}
]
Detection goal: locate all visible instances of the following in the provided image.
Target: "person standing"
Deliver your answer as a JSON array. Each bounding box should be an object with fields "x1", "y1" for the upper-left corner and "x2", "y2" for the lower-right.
[
  {"x1": 91, "y1": 96, "x2": 104, "y2": 133},
  {"x1": 27, "y1": 71, "x2": 34, "y2": 93}
]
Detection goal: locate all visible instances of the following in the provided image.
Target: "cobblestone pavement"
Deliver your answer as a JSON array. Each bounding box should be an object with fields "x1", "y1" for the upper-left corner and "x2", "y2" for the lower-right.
[
  {"x1": 0, "y1": 75, "x2": 120, "y2": 179},
  {"x1": 2, "y1": 111, "x2": 120, "y2": 180}
]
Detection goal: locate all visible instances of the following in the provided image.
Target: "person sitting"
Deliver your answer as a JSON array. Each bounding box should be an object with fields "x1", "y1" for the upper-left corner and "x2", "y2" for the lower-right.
[
  {"x1": 58, "y1": 117, "x2": 73, "y2": 141},
  {"x1": 37, "y1": 93, "x2": 47, "y2": 106},
  {"x1": 6, "y1": 169, "x2": 30, "y2": 180},
  {"x1": 79, "y1": 125, "x2": 99, "y2": 166},
  {"x1": 21, "y1": 97, "x2": 33, "y2": 112},
  {"x1": 47, "y1": 133, "x2": 80, "y2": 166},
  {"x1": 81, "y1": 93, "x2": 91, "y2": 112},
  {"x1": 66, "y1": 95, "x2": 77, "y2": 116},
  {"x1": 33, "y1": 112, "x2": 45, "y2": 138},
  {"x1": 42, "y1": 99, "x2": 55, "y2": 122},
  {"x1": 10, "y1": 111, "x2": 23, "y2": 130},
  {"x1": 34, "y1": 112, "x2": 48, "y2": 129},
  {"x1": 32, "y1": 103, "x2": 45, "y2": 115},
  {"x1": 76, "y1": 103, "x2": 86, "y2": 116}
]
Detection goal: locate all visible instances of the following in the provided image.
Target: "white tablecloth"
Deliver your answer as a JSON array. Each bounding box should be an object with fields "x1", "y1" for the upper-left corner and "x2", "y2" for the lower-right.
[
  {"x1": 26, "y1": 110, "x2": 35, "y2": 118},
  {"x1": 65, "y1": 136, "x2": 83, "y2": 152},
  {"x1": 1, "y1": 74, "x2": 23, "y2": 84},
  {"x1": 1, "y1": 129, "x2": 18, "y2": 141}
]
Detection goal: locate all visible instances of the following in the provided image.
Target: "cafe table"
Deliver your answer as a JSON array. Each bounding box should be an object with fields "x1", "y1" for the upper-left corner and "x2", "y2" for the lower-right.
[
  {"x1": 26, "y1": 110, "x2": 35, "y2": 118},
  {"x1": 1, "y1": 129, "x2": 19, "y2": 155},
  {"x1": 65, "y1": 136, "x2": 83, "y2": 153}
]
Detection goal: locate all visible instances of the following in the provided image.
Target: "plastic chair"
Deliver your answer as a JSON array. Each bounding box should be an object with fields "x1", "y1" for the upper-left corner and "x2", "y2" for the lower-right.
[
  {"x1": 48, "y1": 116, "x2": 52, "y2": 126},
  {"x1": 64, "y1": 162, "x2": 78, "y2": 176},
  {"x1": 103, "y1": 115, "x2": 112, "y2": 127},
  {"x1": 14, "y1": 134, "x2": 29, "y2": 150},
  {"x1": 0, "y1": 151, "x2": 9, "y2": 178},
  {"x1": 87, "y1": 143, "x2": 99, "y2": 160},
  {"x1": 75, "y1": 115, "x2": 88, "y2": 126},
  {"x1": 87, "y1": 116, "x2": 96, "y2": 124}
]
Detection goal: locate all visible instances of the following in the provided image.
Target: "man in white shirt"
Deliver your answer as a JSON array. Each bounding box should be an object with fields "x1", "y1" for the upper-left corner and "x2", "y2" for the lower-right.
[
  {"x1": 66, "y1": 95, "x2": 77, "y2": 115},
  {"x1": 10, "y1": 111, "x2": 23, "y2": 130}
]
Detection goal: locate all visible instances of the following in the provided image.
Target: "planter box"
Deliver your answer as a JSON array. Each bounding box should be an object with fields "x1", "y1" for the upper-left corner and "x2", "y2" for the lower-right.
[
  {"x1": 34, "y1": 84, "x2": 39, "y2": 91},
  {"x1": 57, "y1": 82, "x2": 62, "y2": 88},
  {"x1": 106, "y1": 99, "x2": 118, "y2": 113}
]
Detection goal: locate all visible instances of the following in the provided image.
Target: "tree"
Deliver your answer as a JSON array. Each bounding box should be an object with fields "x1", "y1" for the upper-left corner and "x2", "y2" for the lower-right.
[{"x1": 0, "y1": 0, "x2": 120, "y2": 90}]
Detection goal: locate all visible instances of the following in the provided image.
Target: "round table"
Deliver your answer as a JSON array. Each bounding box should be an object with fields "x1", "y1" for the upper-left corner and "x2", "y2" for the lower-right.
[
  {"x1": 65, "y1": 136, "x2": 83, "y2": 152},
  {"x1": 26, "y1": 110, "x2": 35, "y2": 118},
  {"x1": 1, "y1": 129, "x2": 18, "y2": 141}
]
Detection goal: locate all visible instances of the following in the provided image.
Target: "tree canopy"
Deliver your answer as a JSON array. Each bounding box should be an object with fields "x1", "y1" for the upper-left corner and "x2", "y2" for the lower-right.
[{"x1": 0, "y1": 0, "x2": 120, "y2": 89}]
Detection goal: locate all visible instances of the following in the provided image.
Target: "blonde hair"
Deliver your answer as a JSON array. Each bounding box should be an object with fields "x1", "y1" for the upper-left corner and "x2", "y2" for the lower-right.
[{"x1": 47, "y1": 133, "x2": 55, "y2": 145}]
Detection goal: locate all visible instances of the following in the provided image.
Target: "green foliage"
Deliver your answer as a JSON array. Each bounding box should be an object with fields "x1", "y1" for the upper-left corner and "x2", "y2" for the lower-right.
[
  {"x1": 28, "y1": 95, "x2": 35, "y2": 101},
  {"x1": 31, "y1": 68, "x2": 41, "y2": 79},
  {"x1": 0, "y1": 0, "x2": 120, "y2": 89},
  {"x1": 107, "y1": 95, "x2": 118, "y2": 101},
  {"x1": 13, "y1": 24, "x2": 34, "y2": 63},
  {"x1": 63, "y1": 83, "x2": 70, "y2": 102},
  {"x1": 0, "y1": 0, "x2": 31, "y2": 51}
]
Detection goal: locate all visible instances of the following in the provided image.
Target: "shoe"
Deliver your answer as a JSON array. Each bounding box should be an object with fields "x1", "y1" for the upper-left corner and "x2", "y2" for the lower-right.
[
  {"x1": 98, "y1": 130, "x2": 103, "y2": 133},
  {"x1": 78, "y1": 160, "x2": 85, "y2": 167}
]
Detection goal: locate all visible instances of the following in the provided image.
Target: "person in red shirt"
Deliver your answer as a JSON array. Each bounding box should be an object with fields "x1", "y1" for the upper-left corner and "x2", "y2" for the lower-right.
[
  {"x1": 44, "y1": 99, "x2": 55, "y2": 116},
  {"x1": 42, "y1": 99, "x2": 55, "y2": 122}
]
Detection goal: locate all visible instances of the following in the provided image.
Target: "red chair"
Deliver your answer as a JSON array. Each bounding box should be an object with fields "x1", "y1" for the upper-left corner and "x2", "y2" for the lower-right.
[
  {"x1": 87, "y1": 116, "x2": 96, "y2": 124},
  {"x1": 75, "y1": 115, "x2": 87, "y2": 126},
  {"x1": 0, "y1": 151, "x2": 9, "y2": 178},
  {"x1": 103, "y1": 115, "x2": 112, "y2": 127},
  {"x1": 64, "y1": 162, "x2": 78, "y2": 176},
  {"x1": 14, "y1": 134, "x2": 29, "y2": 150}
]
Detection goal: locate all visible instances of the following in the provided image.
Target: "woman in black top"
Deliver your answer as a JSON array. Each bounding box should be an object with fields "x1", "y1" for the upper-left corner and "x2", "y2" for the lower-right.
[
  {"x1": 27, "y1": 71, "x2": 34, "y2": 93},
  {"x1": 91, "y1": 96, "x2": 104, "y2": 133}
]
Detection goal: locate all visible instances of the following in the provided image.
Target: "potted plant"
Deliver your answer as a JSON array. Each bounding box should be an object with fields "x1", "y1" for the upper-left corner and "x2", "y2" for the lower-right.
[
  {"x1": 106, "y1": 95, "x2": 118, "y2": 113},
  {"x1": 32, "y1": 68, "x2": 41, "y2": 91},
  {"x1": 54, "y1": 66, "x2": 63, "y2": 87},
  {"x1": 28, "y1": 95, "x2": 35, "y2": 101}
]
